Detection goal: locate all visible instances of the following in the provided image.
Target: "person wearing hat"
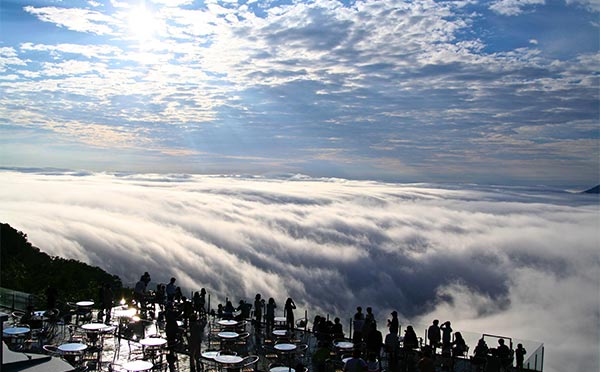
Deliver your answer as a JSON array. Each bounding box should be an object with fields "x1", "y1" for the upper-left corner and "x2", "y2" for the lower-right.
[{"x1": 388, "y1": 310, "x2": 399, "y2": 336}]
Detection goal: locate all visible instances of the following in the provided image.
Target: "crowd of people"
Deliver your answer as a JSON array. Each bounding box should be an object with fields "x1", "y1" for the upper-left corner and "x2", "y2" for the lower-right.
[{"x1": 123, "y1": 272, "x2": 525, "y2": 372}]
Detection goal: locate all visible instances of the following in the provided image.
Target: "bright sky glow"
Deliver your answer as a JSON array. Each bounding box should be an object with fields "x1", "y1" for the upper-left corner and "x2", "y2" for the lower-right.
[{"x1": 0, "y1": 0, "x2": 598, "y2": 186}]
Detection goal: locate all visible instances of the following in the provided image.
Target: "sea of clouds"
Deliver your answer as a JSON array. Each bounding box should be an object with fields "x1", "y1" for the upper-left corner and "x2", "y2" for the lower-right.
[{"x1": 1, "y1": 169, "x2": 598, "y2": 372}]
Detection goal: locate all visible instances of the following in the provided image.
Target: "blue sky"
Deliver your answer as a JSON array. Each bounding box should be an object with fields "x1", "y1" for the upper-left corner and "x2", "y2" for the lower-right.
[{"x1": 1, "y1": 0, "x2": 598, "y2": 187}]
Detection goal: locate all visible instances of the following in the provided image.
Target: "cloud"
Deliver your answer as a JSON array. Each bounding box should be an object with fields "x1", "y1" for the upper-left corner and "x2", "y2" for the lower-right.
[
  {"x1": 489, "y1": 0, "x2": 545, "y2": 16},
  {"x1": 0, "y1": 169, "x2": 598, "y2": 372},
  {"x1": 23, "y1": 6, "x2": 116, "y2": 35}
]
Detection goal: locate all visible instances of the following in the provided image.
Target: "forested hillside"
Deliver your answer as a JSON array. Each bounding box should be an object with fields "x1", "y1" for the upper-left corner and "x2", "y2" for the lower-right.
[{"x1": 0, "y1": 223, "x2": 122, "y2": 305}]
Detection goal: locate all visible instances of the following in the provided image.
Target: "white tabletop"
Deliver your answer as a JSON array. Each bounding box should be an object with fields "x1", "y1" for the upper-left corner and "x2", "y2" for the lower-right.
[
  {"x1": 272, "y1": 329, "x2": 287, "y2": 336},
  {"x1": 218, "y1": 319, "x2": 238, "y2": 326},
  {"x1": 3, "y1": 327, "x2": 30, "y2": 335},
  {"x1": 201, "y1": 350, "x2": 220, "y2": 359},
  {"x1": 214, "y1": 354, "x2": 243, "y2": 364},
  {"x1": 140, "y1": 337, "x2": 168, "y2": 347},
  {"x1": 274, "y1": 316, "x2": 287, "y2": 322},
  {"x1": 122, "y1": 360, "x2": 153, "y2": 371},
  {"x1": 33, "y1": 311, "x2": 46, "y2": 317},
  {"x1": 76, "y1": 301, "x2": 94, "y2": 307},
  {"x1": 270, "y1": 367, "x2": 295, "y2": 372},
  {"x1": 275, "y1": 343, "x2": 297, "y2": 351},
  {"x1": 82, "y1": 323, "x2": 110, "y2": 332},
  {"x1": 217, "y1": 331, "x2": 239, "y2": 339},
  {"x1": 335, "y1": 341, "x2": 354, "y2": 349},
  {"x1": 114, "y1": 308, "x2": 137, "y2": 318},
  {"x1": 58, "y1": 343, "x2": 88, "y2": 353}
]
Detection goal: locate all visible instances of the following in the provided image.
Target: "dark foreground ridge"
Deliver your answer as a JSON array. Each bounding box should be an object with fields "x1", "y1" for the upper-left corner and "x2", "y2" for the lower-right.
[
  {"x1": 1, "y1": 223, "x2": 544, "y2": 372},
  {"x1": 582, "y1": 184, "x2": 600, "y2": 194}
]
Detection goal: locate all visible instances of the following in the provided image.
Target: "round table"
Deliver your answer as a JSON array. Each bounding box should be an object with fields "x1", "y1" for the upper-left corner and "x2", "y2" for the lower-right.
[
  {"x1": 218, "y1": 331, "x2": 239, "y2": 339},
  {"x1": 3, "y1": 327, "x2": 30, "y2": 336},
  {"x1": 114, "y1": 308, "x2": 137, "y2": 318},
  {"x1": 272, "y1": 329, "x2": 287, "y2": 337},
  {"x1": 82, "y1": 323, "x2": 110, "y2": 332},
  {"x1": 76, "y1": 301, "x2": 94, "y2": 307},
  {"x1": 201, "y1": 350, "x2": 220, "y2": 360},
  {"x1": 334, "y1": 341, "x2": 354, "y2": 349},
  {"x1": 214, "y1": 354, "x2": 243, "y2": 365},
  {"x1": 140, "y1": 337, "x2": 168, "y2": 347},
  {"x1": 58, "y1": 343, "x2": 88, "y2": 353},
  {"x1": 122, "y1": 360, "x2": 153, "y2": 371},
  {"x1": 270, "y1": 368, "x2": 295, "y2": 372},
  {"x1": 218, "y1": 319, "x2": 238, "y2": 327},
  {"x1": 275, "y1": 343, "x2": 297, "y2": 352}
]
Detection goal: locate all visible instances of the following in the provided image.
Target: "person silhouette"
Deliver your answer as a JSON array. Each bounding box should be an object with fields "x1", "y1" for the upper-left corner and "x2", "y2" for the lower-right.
[
  {"x1": 427, "y1": 319, "x2": 441, "y2": 351},
  {"x1": 515, "y1": 343, "x2": 527, "y2": 370},
  {"x1": 284, "y1": 297, "x2": 296, "y2": 330}
]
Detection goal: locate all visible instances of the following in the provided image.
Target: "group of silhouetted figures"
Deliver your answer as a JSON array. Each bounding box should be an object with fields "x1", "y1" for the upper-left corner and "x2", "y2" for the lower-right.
[{"x1": 125, "y1": 272, "x2": 529, "y2": 372}]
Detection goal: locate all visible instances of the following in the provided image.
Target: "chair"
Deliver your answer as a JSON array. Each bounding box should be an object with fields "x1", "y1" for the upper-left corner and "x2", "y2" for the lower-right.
[
  {"x1": 240, "y1": 355, "x2": 259, "y2": 372},
  {"x1": 42, "y1": 344, "x2": 61, "y2": 357}
]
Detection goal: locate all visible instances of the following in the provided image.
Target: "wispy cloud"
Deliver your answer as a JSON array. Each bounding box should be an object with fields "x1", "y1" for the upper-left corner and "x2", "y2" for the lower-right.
[{"x1": 1, "y1": 169, "x2": 598, "y2": 372}]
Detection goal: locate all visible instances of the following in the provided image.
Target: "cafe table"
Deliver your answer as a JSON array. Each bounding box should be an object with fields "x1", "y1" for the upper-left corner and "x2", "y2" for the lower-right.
[
  {"x1": 3, "y1": 326, "x2": 31, "y2": 347},
  {"x1": 272, "y1": 329, "x2": 287, "y2": 337},
  {"x1": 3, "y1": 326, "x2": 30, "y2": 336},
  {"x1": 218, "y1": 319, "x2": 238, "y2": 327},
  {"x1": 334, "y1": 341, "x2": 354, "y2": 350},
  {"x1": 217, "y1": 331, "x2": 239, "y2": 339},
  {"x1": 214, "y1": 354, "x2": 243, "y2": 371},
  {"x1": 270, "y1": 368, "x2": 295, "y2": 372},
  {"x1": 274, "y1": 343, "x2": 297, "y2": 352},
  {"x1": 58, "y1": 343, "x2": 88, "y2": 366},
  {"x1": 122, "y1": 360, "x2": 153, "y2": 371}
]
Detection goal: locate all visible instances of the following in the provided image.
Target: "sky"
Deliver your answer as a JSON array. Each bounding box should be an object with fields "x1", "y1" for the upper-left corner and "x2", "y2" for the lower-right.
[
  {"x1": 1, "y1": 169, "x2": 599, "y2": 372},
  {"x1": 0, "y1": 0, "x2": 598, "y2": 187}
]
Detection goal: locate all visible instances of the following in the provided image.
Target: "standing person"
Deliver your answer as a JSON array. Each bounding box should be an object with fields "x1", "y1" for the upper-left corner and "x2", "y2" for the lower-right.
[
  {"x1": 253, "y1": 293, "x2": 264, "y2": 328},
  {"x1": 45, "y1": 285, "x2": 58, "y2": 310},
  {"x1": 353, "y1": 307, "x2": 365, "y2": 344},
  {"x1": 188, "y1": 313, "x2": 205, "y2": 372},
  {"x1": 427, "y1": 319, "x2": 441, "y2": 352},
  {"x1": 515, "y1": 343, "x2": 527, "y2": 370},
  {"x1": 284, "y1": 297, "x2": 296, "y2": 331},
  {"x1": 102, "y1": 283, "x2": 114, "y2": 324},
  {"x1": 452, "y1": 332, "x2": 468, "y2": 357},
  {"x1": 365, "y1": 322, "x2": 383, "y2": 359},
  {"x1": 142, "y1": 272, "x2": 151, "y2": 286},
  {"x1": 266, "y1": 298, "x2": 277, "y2": 332},
  {"x1": 134, "y1": 276, "x2": 147, "y2": 311},
  {"x1": 441, "y1": 321, "x2": 453, "y2": 347},
  {"x1": 332, "y1": 317, "x2": 344, "y2": 339},
  {"x1": 363, "y1": 307, "x2": 375, "y2": 340},
  {"x1": 403, "y1": 325, "x2": 419, "y2": 349},
  {"x1": 97, "y1": 283, "x2": 105, "y2": 322},
  {"x1": 166, "y1": 277, "x2": 177, "y2": 303},
  {"x1": 388, "y1": 311, "x2": 399, "y2": 336}
]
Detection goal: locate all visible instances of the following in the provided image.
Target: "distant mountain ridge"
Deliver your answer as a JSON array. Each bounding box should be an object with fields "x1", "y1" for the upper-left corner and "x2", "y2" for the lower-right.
[
  {"x1": 0, "y1": 223, "x2": 122, "y2": 305},
  {"x1": 583, "y1": 185, "x2": 600, "y2": 194}
]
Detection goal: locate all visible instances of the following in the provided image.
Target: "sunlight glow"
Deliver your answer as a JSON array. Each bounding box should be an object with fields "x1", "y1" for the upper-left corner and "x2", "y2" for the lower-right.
[{"x1": 128, "y1": 7, "x2": 158, "y2": 42}]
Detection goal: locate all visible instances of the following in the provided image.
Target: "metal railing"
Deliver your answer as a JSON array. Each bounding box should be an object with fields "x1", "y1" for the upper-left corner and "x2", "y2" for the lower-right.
[{"x1": 0, "y1": 287, "x2": 38, "y2": 312}]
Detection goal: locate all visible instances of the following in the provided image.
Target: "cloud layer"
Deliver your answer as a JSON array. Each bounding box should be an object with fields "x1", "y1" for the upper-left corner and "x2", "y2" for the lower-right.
[{"x1": 1, "y1": 169, "x2": 598, "y2": 372}]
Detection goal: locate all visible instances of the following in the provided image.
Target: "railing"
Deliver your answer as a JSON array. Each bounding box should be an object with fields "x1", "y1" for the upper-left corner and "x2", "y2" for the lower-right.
[
  {"x1": 0, "y1": 287, "x2": 37, "y2": 312},
  {"x1": 524, "y1": 343, "x2": 544, "y2": 371}
]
